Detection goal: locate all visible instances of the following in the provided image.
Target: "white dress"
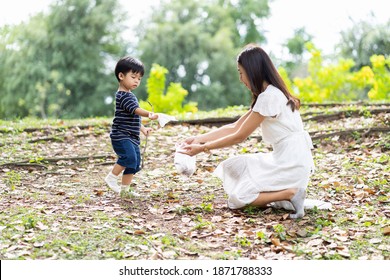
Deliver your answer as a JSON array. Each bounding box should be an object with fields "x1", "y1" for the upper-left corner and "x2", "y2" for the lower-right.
[{"x1": 214, "y1": 85, "x2": 315, "y2": 209}]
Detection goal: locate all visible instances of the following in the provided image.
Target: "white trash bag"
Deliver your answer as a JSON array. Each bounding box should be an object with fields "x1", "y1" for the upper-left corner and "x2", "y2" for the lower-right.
[
  {"x1": 174, "y1": 143, "x2": 196, "y2": 176},
  {"x1": 157, "y1": 113, "x2": 176, "y2": 127}
]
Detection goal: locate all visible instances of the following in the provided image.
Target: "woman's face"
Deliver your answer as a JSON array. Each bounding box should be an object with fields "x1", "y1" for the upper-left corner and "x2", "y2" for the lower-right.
[{"x1": 237, "y1": 64, "x2": 250, "y2": 90}]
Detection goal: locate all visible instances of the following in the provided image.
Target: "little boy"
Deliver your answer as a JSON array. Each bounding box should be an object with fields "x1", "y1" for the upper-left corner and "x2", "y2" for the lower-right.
[{"x1": 105, "y1": 56, "x2": 158, "y2": 194}]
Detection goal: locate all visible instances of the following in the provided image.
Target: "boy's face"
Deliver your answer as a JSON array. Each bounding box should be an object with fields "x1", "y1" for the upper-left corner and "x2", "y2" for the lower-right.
[{"x1": 119, "y1": 71, "x2": 143, "y2": 91}]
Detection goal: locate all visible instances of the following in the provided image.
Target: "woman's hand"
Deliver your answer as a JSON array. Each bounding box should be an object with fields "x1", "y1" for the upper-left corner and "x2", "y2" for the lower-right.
[
  {"x1": 179, "y1": 143, "x2": 204, "y2": 156},
  {"x1": 184, "y1": 136, "x2": 199, "y2": 145}
]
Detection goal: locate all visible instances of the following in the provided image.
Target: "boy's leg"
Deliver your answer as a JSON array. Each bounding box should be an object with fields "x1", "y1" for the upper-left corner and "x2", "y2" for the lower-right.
[
  {"x1": 121, "y1": 171, "x2": 140, "y2": 197},
  {"x1": 105, "y1": 163, "x2": 125, "y2": 193},
  {"x1": 120, "y1": 143, "x2": 141, "y2": 197},
  {"x1": 106, "y1": 139, "x2": 136, "y2": 194},
  {"x1": 122, "y1": 173, "x2": 134, "y2": 185},
  {"x1": 112, "y1": 163, "x2": 126, "y2": 176}
]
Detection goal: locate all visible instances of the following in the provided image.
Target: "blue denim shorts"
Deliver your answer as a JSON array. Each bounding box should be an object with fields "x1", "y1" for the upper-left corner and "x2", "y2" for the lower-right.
[{"x1": 111, "y1": 139, "x2": 141, "y2": 174}]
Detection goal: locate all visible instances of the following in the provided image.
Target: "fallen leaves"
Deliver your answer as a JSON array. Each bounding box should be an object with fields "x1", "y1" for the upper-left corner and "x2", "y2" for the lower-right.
[
  {"x1": 0, "y1": 104, "x2": 389, "y2": 260},
  {"x1": 270, "y1": 237, "x2": 281, "y2": 247},
  {"x1": 93, "y1": 189, "x2": 105, "y2": 196},
  {"x1": 296, "y1": 229, "x2": 308, "y2": 237}
]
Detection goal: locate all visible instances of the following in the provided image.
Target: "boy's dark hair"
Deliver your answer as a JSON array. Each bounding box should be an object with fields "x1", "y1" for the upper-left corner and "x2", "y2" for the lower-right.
[{"x1": 115, "y1": 56, "x2": 145, "y2": 81}]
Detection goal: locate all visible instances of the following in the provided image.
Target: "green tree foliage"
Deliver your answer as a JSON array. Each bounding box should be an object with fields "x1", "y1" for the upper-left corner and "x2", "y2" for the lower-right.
[
  {"x1": 290, "y1": 43, "x2": 390, "y2": 102},
  {"x1": 285, "y1": 28, "x2": 312, "y2": 58},
  {"x1": 281, "y1": 27, "x2": 313, "y2": 77},
  {"x1": 0, "y1": 14, "x2": 51, "y2": 118},
  {"x1": 0, "y1": 0, "x2": 127, "y2": 119},
  {"x1": 136, "y1": 0, "x2": 270, "y2": 110},
  {"x1": 139, "y1": 63, "x2": 197, "y2": 114},
  {"x1": 337, "y1": 18, "x2": 390, "y2": 70}
]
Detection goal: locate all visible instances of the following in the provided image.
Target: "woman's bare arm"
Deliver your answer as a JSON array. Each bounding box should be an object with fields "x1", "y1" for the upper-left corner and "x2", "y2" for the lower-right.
[
  {"x1": 183, "y1": 111, "x2": 265, "y2": 155},
  {"x1": 189, "y1": 109, "x2": 252, "y2": 144}
]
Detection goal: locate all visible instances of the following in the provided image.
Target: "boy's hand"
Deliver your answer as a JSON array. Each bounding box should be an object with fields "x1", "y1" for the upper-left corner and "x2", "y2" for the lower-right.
[
  {"x1": 142, "y1": 127, "x2": 153, "y2": 136},
  {"x1": 148, "y1": 112, "x2": 158, "y2": 120}
]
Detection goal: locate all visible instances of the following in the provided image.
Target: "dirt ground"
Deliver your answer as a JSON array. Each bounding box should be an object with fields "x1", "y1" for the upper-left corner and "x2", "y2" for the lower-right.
[{"x1": 0, "y1": 104, "x2": 389, "y2": 259}]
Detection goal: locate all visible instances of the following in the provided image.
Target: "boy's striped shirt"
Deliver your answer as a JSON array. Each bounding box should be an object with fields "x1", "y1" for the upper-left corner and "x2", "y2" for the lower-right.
[{"x1": 109, "y1": 91, "x2": 141, "y2": 145}]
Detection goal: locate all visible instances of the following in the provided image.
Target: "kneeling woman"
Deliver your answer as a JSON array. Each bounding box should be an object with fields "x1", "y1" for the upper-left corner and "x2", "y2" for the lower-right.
[{"x1": 181, "y1": 44, "x2": 314, "y2": 219}]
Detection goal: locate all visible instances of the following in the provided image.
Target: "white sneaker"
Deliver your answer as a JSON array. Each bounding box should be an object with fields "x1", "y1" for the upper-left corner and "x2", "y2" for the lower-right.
[
  {"x1": 122, "y1": 186, "x2": 140, "y2": 197},
  {"x1": 104, "y1": 173, "x2": 121, "y2": 194},
  {"x1": 128, "y1": 191, "x2": 140, "y2": 197}
]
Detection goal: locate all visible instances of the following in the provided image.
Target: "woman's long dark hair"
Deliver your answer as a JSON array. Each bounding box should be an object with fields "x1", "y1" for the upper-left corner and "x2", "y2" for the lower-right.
[{"x1": 237, "y1": 44, "x2": 300, "y2": 111}]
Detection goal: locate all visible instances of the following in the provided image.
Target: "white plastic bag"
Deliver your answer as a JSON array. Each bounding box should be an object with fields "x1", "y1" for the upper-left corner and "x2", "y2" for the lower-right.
[
  {"x1": 157, "y1": 113, "x2": 176, "y2": 127},
  {"x1": 174, "y1": 144, "x2": 196, "y2": 176}
]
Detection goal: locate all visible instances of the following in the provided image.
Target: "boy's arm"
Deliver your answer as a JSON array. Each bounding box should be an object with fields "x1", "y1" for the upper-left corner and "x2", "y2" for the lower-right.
[
  {"x1": 134, "y1": 108, "x2": 158, "y2": 120},
  {"x1": 119, "y1": 94, "x2": 151, "y2": 117}
]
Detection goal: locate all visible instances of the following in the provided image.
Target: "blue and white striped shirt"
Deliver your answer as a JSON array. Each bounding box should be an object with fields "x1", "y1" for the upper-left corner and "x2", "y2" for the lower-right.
[{"x1": 109, "y1": 91, "x2": 141, "y2": 146}]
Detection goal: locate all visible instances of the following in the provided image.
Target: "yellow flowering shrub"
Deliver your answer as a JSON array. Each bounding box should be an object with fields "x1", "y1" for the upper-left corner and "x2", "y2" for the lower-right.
[
  {"x1": 140, "y1": 63, "x2": 198, "y2": 114},
  {"x1": 367, "y1": 55, "x2": 390, "y2": 100},
  {"x1": 292, "y1": 43, "x2": 390, "y2": 102}
]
